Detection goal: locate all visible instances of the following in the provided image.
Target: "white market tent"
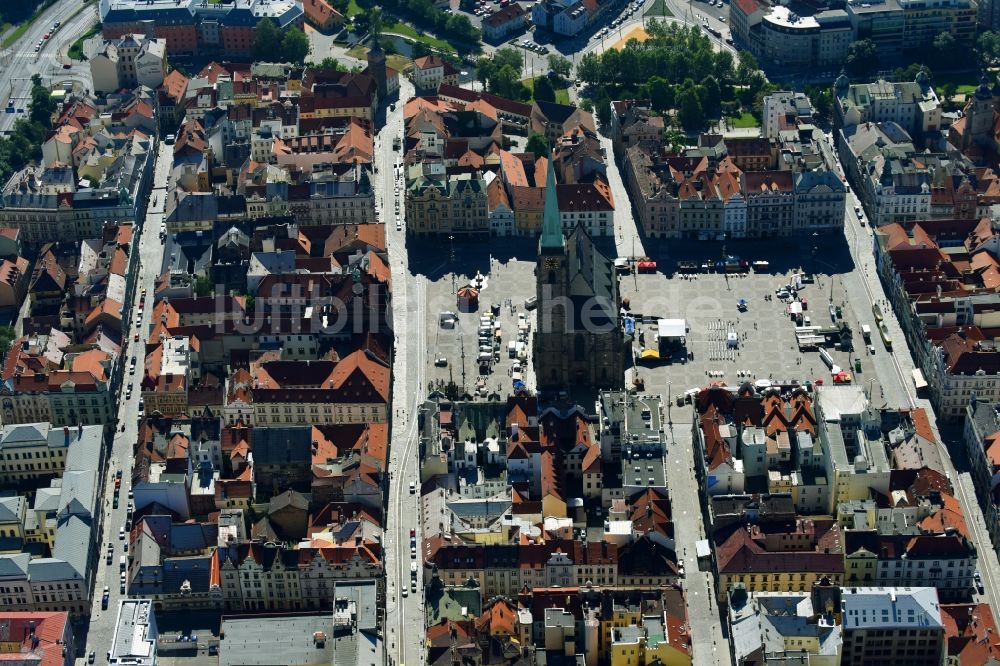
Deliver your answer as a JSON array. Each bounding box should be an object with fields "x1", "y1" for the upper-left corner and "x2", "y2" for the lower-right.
[{"x1": 657, "y1": 319, "x2": 687, "y2": 340}]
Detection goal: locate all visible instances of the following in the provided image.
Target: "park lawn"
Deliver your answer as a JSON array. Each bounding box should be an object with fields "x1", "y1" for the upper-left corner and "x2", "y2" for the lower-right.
[
  {"x1": 347, "y1": 44, "x2": 368, "y2": 59},
  {"x1": 385, "y1": 19, "x2": 456, "y2": 54},
  {"x1": 644, "y1": 0, "x2": 673, "y2": 17},
  {"x1": 727, "y1": 111, "x2": 759, "y2": 128},
  {"x1": 934, "y1": 71, "x2": 979, "y2": 96},
  {"x1": 68, "y1": 25, "x2": 101, "y2": 61},
  {"x1": 524, "y1": 76, "x2": 570, "y2": 104}
]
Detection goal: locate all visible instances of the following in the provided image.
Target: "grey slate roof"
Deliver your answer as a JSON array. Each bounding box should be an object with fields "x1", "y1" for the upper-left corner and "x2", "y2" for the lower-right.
[{"x1": 252, "y1": 426, "x2": 313, "y2": 466}]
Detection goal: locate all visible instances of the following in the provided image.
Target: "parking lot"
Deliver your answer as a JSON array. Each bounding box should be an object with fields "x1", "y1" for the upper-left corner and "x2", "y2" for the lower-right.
[
  {"x1": 620, "y1": 238, "x2": 889, "y2": 411},
  {"x1": 423, "y1": 256, "x2": 539, "y2": 398},
  {"x1": 409, "y1": 238, "x2": 540, "y2": 398}
]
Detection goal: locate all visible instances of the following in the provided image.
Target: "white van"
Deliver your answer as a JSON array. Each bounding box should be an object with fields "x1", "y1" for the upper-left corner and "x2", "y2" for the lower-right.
[
  {"x1": 120, "y1": 555, "x2": 127, "y2": 572},
  {"x1": 508, "y1": 341, "x2": 517, "y2": 358}
]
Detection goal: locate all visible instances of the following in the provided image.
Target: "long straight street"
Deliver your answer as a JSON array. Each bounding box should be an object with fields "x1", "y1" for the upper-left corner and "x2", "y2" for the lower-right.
[
  {"x1": 78, "y1": 137, "x2": 172, "y2": 665},
  {"x1": 379, "y1": 77, "x2": 430, "y2": 666}
]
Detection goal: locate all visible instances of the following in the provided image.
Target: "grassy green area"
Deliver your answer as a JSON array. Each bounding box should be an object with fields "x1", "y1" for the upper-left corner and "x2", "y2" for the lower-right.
[
  {"x1": 347, "y1": 44, "x2": 367, "y2": 59},
  {"x1": 726, "y1": 111, "x2": 759, "y2": 128},
  {"x1": 346, "y1": 0, "x2": 364, "y2": 18},
  {"x1": 524, "y1": 76, "x2": 570, "y2": 105},
  {"x1": 644, "y1": 0, "x2": 673, "y2": 17},
  {"x1": 934, "y1": 71, "x2": 980, "y2": 96},
  {"x1": 384, "y1": 19, "x2": 456, "y2": 54},
  {"x1": 68, "y1": 24, "x2": 100, "y2": 61}
]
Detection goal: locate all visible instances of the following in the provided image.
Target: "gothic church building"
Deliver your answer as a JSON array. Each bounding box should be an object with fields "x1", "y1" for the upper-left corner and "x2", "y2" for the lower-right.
[{"x1": 533, "y1": 157, "x2": 625, "y2": 391}]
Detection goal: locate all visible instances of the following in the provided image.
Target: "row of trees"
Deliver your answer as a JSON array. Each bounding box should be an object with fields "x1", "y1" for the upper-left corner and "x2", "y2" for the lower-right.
[{"x1": 0, "y1": 75, "x2": 56, "y2": 189}]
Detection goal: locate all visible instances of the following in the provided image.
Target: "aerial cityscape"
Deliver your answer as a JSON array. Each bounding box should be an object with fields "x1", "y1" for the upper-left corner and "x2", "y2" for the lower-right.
[{"x1": 0, "y1": 0, "x2": 998, "y2": 664}]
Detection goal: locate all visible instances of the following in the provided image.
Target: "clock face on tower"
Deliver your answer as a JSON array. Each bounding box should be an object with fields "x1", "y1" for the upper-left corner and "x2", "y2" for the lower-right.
[{"x1": 544, "y1": 257, "x2": 560, "y2": 268}]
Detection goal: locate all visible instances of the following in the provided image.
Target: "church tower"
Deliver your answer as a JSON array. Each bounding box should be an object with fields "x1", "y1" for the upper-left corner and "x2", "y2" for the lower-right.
[
  {"x1": 367, "y1": 37, "x2": 387, "y2": 102},
  {"x1": 966, "y1": 74, "x2": 996, "y2": 149}
]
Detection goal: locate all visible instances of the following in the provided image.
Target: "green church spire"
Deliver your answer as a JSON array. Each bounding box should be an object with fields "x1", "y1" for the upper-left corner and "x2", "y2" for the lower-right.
[{"x1": 540, "y1": 154, "x2": 564, "y2": 251}]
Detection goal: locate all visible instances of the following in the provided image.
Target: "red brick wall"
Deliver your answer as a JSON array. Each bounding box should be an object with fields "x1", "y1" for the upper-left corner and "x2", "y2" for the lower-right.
[{"x1": 103, "y1": 23, "x2": 199, "y2": 53}]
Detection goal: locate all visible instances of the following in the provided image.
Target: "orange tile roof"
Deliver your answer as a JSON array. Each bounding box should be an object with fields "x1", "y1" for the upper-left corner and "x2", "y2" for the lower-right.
[
  {"x1": 941, "y1": 602, "x2": 1000, "y2": 665},
  {"x1": 917, "y1": 493, "x2": 969, "y2": 539},
  {"x1": 475, "y1": 598, "x2": 517, "y2": 636}
]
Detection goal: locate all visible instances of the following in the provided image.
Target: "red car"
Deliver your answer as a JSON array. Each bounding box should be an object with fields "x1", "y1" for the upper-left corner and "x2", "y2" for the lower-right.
[{"x1": 409, "y1": 529, "x2": 416, "y2": 538}]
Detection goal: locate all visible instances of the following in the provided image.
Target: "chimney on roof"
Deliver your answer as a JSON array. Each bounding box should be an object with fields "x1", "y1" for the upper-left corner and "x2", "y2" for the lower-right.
[{"x1": 63, "y1": 426, "x2": 69, "y2": 446}]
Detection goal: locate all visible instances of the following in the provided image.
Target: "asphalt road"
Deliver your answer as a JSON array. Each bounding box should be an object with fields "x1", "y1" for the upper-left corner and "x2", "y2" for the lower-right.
[
  {"x1": 377, "y1": 77, "x2": 432, "y2": 666},
  {"x1": 0, "y1": 0, "x2": 97, "y2": 133},
  {"x1": 76, "y1": 138, "x2": 172, "y2": 666}
]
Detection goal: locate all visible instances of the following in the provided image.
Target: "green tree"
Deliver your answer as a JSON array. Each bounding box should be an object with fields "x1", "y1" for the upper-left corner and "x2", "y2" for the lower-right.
[
  {"x1": 662, "y1": 126, "x2": 687, "y2": 153},
  {"x1": 933, "y1": 31, "x2": 956, "y2": 59},
  {"x1": 476, "y1": 56, "x2": 495, "y2": 89},
  {"x1": 978, "y1": 30, "x2": 1000, "y2": 69},
  {"x1": 548, "y1": 53, "x2": 572, "y2": 79},
  {"x1": 735, "y1": 49, "x2": 759, "y2": 85},
  {"x1": 577, "y1": 52, "x2": 601, "y2": 85},
  {"x1": 0, "y1": 325, "x2": 15, "y2": 356},
  {"x1": 713, "y1": 50, "x2": 735, "y2": 84},
  {"x1": 533, "y1": 76, "x2": 556, "y2": 103},
  {"x1": 643, "y1": 76, "x2": 672, "y2": 112},
  {"x1": 526, "y1": 132, "x2": 550, "y2": 158},
  {"x1": 193, "y1": 276, "x2": 213, "y2": 297},
  {"x1": 805, "y1": 85, "x2": 832, "y2": 122},
  {"x1": 313, "y1": 57, "x2": 346, "y2": 72},
  {"x1": 700, "y1": 75, "x2": 721, "y2": 117},
  {"x1": 493, "y1": 47, "x2": 523, "y2": 71},
  {"x1": 280, "y1": 27, "x2": 311, "y2": 63},
  {"x1": 892, "y1": 63, "x2": 932, "y2": 82},
  {"x1": 492, "y1": 64, "x2": 521, "y2": 99},
  {"x1": 330, "y1": 0, "x2": 349, "y2": 14},
  {"x1": 939, "y1": 82, "x2": 957, "y2": 110},
  {"x1": 676, "y1": 84, "x2": 704, "y2": 131},
  {"x1": 411, "y1": 41, "x2": 431, "y2": 59},
  {"x1": 29, "y1": 76, "x2": 55, "y2": 129},
  {"x1": 253, "y1": 18, "x2": 283, "y2": 61},
  {"x1": 845, "y1": 39, "x2": 878, "y2": 78}
]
